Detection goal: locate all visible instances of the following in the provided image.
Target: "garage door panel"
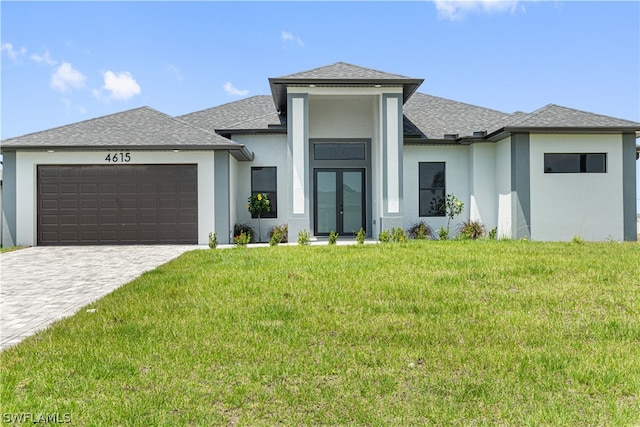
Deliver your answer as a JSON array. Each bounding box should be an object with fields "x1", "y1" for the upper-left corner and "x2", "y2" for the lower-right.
[{"x1": 38, "y1": 164, "x2": 198, "y2": 245}]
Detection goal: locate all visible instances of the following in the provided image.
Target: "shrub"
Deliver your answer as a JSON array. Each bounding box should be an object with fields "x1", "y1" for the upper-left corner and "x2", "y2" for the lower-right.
[
  {"x1": 234, "y1": 224, "x2": 256, "y2": 243},
  {"x1": 269, "y1": 224, "x2": 288, "y2": 244},
  {"x1": 297, "y1": 229, "x2": 311, "y2": 246},
  {"x1": 328, "y1": 231, "x2": 339, "y2": 245},
  {"x1": 458, "y1": 220, "x2": 486, "y2": 240},
  {"x1": 572, "y1": 235, "x2": 585, "y2": 244},
  {"x1": 208, "y1": 232, "x2": 218, "y2": 249},
  {"x1": 233, "y1": 231, "x2": 251, "y2": 246},
  {"x1": 390, "y1": 227, "x2": 408, "y2": 243},
  {"x1": 356, "y1": 228, "x2": 366, "y2": 244},
  {"x1": 438, "y1": 226, "x2": 450, "y2": 240},
  {"x1": 408, "y1": 221, "x2": 433, "y2": 240},
  {"x1": 269, "y1": 233, "x2": 282, "y2": 246},
  {"x1": 489, "y1": 227, "x2": 498, "y2": 240},
  {"x1": 378, "y1": 230, "x2": 391, "y2": 243}
]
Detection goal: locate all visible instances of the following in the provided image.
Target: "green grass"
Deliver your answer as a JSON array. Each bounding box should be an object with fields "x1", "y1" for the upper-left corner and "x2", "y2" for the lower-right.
[
  {"x1": 0, "y1": 246, "x2": 26, "y2": 254},
  {"x1": 1, "y1": 241, "x2": 639, "y2": 425}
]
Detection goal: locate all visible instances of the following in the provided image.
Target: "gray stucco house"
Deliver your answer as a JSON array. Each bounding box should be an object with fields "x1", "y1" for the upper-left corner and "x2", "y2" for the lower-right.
[{"x1": 2, "y1": 62, "x2": 639, "y2": 246}]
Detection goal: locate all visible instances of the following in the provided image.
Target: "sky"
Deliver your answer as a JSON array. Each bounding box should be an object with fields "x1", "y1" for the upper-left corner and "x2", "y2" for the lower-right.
[{"x1": 1, "y1": 0, "x2": 639, "y2": 210}]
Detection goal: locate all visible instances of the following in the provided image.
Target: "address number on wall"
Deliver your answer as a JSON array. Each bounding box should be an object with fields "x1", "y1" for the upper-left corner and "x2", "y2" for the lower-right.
[{"x1": 105, "y1": 152, "x2": 131, "y2": 163}]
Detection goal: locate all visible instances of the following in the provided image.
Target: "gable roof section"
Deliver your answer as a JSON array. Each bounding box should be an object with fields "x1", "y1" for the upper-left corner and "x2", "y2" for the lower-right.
[
  {"x1": 404, "y1": 93, "x2": 512, "y2": 140},
  {"x1": 1, "y1": 106, "x2": 253, "y2": 160},
  {"x1": 269, "y1": 62, "x2": 424, "y2": 113},
  {"x1": 178, "y1": 96, "x2": 284, "y2": 133}
]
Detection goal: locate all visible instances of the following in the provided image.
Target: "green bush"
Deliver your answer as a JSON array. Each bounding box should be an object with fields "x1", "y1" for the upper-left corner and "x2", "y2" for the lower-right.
[
  {"x1": 408, "y1": 221, "x2": 433, "y2": 240},
  {"x1": 269, "y1": 224, "x2": 288, "y2": 244},
  {"x1": 233, "y1": 231, "x2": 251, "y2": 246},
  {"x1": 458, "y1": 220, "x2": 486, "y2": 240},
  {"x1": 208, "y1": 232, "x2": 218, "y2": 249},
  {"x1": 356, "y1": 228, "x2": 366, "y2": 244},
  {"x1": 328, "y1": 231, "x2": 339, "y2": 245},
  {"x1": 438, "y1": 226, "x2": 450, "y2": 241},
  {"x1": 489, "y1": 227, "x2": 498, "y2": 240},
  {"x1": 390, "y1": 227, "x2": 408, "y2": 243},
  {"x1": 378, "y1": 230, "x2": 391, "y2": 243},
  {"x1": 234, "y1": 224, "x2": 256, "y2": 243},
  {"x1": 297, "y1": 229, "x2": 311, "y2": 246}
]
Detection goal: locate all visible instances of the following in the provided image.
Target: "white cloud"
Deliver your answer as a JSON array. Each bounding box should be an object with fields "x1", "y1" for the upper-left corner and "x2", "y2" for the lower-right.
[
  {"x1": 434, "y1": 0, "x2": 521, "y2": 20},
  {"x1": 50, "y1": 62, "x2": 86, "y2": 92},
  {"x1": 166, "y1": 64, "x2": 183, "y2": 82},
  {"x1": 1, "y1": 42, "x2": 26, "y2": 62},
  {"x1": 281, "y1": 30, "x2": 304, "y2": 47},
  {"x1": 30, "y1": 50, "x2": 57, "y2": 66},
  {"x1": 223, "y1": 82, "x2": 249, "y2": 97},
  {"x1": 100, "y1": 71, "x2": 141, "y2": 100}
]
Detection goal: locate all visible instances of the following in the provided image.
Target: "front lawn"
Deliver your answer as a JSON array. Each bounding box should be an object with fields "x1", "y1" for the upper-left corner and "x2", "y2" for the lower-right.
[{"x1": 1, "y1": 241, "x2": 639, "y2": 425}]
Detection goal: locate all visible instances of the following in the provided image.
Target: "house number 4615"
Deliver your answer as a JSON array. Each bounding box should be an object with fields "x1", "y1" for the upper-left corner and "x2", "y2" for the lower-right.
[{"x1": 105, "y1": 152, "x2": 131, "y2": 163}]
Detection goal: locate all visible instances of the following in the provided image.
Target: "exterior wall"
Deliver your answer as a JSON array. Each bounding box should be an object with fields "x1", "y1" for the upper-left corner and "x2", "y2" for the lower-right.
[
  {"x1": 1, "y1": 152, "x2": 16, "y2": 247},
  {"x1": 403, "y1": 144, "x2": 470, "y2": 234},
  {"x1": 232, "y1": 134, "x2": 288, "y2": 242},
  {"x1": 469, "y1": 143, "x2": 497, "y2": 231},
  {"x1": 495, "y1": 137, "x2": 512, "y2": 239},
  {"x1": 229, "y1": 155, "x2": 239, "y2": 242},
  {"x1": 529, "y1": 134, "x2": 624, "y2": 241},
  {"x1": 308, "y1": 96, "x2": 374, "y2": 139},
  {"x1": 13, "y1": 150, "x2": 216, "y2": 246}
]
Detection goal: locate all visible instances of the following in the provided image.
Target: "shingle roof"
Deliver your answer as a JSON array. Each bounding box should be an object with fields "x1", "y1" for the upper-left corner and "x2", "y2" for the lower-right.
[
  {"x1": 501, "y1": 104, "x2": 640, "y2": 129},
  {"x1": 178, "y1": 96, "x2": 284, "y2": 131},
  {"x1": 269, "y1": 62, "x2": 424, "y2": 113},
  {"x1": 277, "y1": 62, "x2": 416, "y2": 80},
  {"x1": 1, "y1": 107, "x2": 254, "y2": 159},
  {"x1": 404, "y1": 93, "x2": 512, "y2": 139}
]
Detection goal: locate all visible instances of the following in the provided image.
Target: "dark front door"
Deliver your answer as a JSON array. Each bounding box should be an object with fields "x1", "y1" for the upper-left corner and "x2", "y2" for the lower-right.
[{"x1": 314, "y1": 168, "x2": 365, "y2": 236}]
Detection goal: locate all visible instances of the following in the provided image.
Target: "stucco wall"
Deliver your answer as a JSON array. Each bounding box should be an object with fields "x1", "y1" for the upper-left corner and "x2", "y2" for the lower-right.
[
  {"x1": 308, "y1": 96, "x2": 375, "y2": 139},
  {"x1": 469, "y1": 143, "x2": 497, "y2": 231},
  {"x1": 529, "y1": 134, "x2": 624, "y2": 241},
  {"x1": 13, "y1": 150, "x2": 216, "y2": 246},
  {"x1": 496, "y1": 137, "x2": 512, "y2": 239},
  {"x1": 403, "y1": 145, "x2": 470, "y2": 233},
  {"x1": 232, "y1": 134, "x2": 288, "y2": 242}
]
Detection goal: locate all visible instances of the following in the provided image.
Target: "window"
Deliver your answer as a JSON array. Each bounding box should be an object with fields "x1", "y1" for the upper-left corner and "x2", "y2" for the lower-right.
[
  {"x1": 313, "y1": 143, "x2": 366, "y2": 161},
  {"x1": 251, "y1": 167, "x2": 277, "y2": 218},
  {"x1": 419, "y1": 162, "x2": 445, "y2": 216},
  {"x1": 544, "y1": 153, "x2": 607, "y2": 173}
]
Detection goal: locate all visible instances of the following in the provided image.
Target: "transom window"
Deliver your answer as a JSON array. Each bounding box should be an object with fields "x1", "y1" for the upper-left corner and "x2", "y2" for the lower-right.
[
  {"x1": 251, "y1": 167, "x2": 277, "y2": 218},
  {"x1": 313, "y1": 143, "x2": 366, "y2": 161},
  {"x1": 544, "y1": 153, "x2": 607, "y2": 173},
  {"x1": 419, "y1": 162, "x2": 446, "y2": 217}
]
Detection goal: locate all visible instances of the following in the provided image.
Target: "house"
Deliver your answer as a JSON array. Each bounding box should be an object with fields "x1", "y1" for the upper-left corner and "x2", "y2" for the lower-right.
[{"x1": 1, "y1": 62, "x2": 639, "y2": 246}]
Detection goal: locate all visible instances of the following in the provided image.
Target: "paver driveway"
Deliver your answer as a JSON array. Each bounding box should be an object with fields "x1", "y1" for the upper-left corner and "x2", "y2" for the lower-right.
[{"x1": 0, "y1": 245, "x2": 202, "y2": 351}]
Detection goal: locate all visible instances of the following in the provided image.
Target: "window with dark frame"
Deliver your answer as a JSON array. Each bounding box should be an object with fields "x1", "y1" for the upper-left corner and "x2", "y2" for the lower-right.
[
  {"x1": 251, "y1": 167, "x2": 277, "y2": 218},
  {"x1": 419, "y1": 162, "x2": 446, "y2": 217},
  {"x1": 544, "y1": 153, "x2": 607, "y2": 173}
]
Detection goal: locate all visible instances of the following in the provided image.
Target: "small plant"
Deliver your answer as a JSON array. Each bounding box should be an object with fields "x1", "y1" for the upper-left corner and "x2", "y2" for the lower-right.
[
  {"x1": 378, "y1": 230, "x2": 391, "y2": 243},
  {"x1": 408, "y1": 221, "x2": 433, "y2": 240},
  {"x1": 234, "y1": 224, "x2": 256, "y2": 243},
  {"x1": 489, "y1": 227, "x2": 498, "y2": 240},
  {"x1": 458, "y1": 220, "x2": 486, "y2": 240},
  {"x1": 297, "y1": 229, "x2": 311, "y2": 246},
  {"x1": 442, "y1": 193, "x2": 464, "y2": 231},
  {"x1": 572, "y1": 235, "x2": 585, "y2": 244},
  {"x1": 246, "y1": 192, "x2": 270, "y2": 242},
  {"x1": 233, "y1": 231, "x2": 251, "y2": 261},
  {"x1": 390, "y1": 227, "x2": 408, "y2": 243},
  {"x1": 356, "y1": 228, "x2": 366, "y2": 244},
  {"x1": 438, "y1": 226, "x2": 450, "y2": 241},
  {"x1": 208, "y1": 232, "x2": 218, "y2": 249},
  {"x1": 269, "y1": 224, "x2": 288, "y2": 244},
  {"x1": 328, "y1": 231, "x2": 339, "y2": 245}
]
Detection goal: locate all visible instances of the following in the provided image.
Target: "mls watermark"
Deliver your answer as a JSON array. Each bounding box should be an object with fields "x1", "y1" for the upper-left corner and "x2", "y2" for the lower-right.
[{"x1": 2, "y1": 413, "x2": 71, "y2": 424}]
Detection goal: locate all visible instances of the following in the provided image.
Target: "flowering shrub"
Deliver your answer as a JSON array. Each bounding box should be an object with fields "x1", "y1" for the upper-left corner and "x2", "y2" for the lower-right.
[
  {"x1": 438, "y1": 193, "x2": 464, "y2": 240},
  {"x1": 246, "y1": 193, "x2": 270, "y2": 242},
  {"x1": 234, "y1": 231, "x2": 251, "y2": 246}
]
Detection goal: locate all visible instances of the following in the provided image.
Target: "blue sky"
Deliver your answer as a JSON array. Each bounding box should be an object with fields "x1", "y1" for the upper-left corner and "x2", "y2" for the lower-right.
[{"x1": 1, "y1": 1, "x2": 639, "y2": 209}]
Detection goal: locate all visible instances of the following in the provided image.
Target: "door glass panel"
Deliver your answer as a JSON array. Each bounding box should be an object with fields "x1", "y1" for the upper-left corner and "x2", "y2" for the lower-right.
[
  {"x1": 342, "y1": 171, "x2": 363, "y2": 234},
  {"x1": 316, "y1": 171, "x2": 337, "y2": 234}
]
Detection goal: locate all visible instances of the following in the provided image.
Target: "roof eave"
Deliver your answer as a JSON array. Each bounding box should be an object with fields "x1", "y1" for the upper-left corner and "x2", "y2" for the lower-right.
[{"x1": 486, "y1": 127, "x2": 640, "y2": 142}]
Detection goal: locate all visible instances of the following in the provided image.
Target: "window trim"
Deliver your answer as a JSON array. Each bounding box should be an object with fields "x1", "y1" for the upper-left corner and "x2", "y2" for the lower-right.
[
  {"x1": 418, "y1": 162, "x2": 446, "y2": 217},
  {"x1": 250, "y1": 167, "x2": 277, "y2": 218}
]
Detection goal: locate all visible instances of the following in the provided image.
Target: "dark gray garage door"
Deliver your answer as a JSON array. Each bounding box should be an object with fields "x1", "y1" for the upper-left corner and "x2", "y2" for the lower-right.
[{"x1": 37, "y1": 165, "x2": 198, "y2": 245}]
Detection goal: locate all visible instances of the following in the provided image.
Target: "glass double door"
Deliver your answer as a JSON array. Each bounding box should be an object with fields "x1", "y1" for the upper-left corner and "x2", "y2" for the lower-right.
[{"x1": 314, "y1": 169, "x2": 365, "y2": 236}]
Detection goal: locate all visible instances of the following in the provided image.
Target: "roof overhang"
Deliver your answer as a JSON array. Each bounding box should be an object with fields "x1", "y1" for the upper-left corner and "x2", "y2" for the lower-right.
[
  {"x1": 0, "y1": 144, "x2": 255, "y2": 161},
  {"x1": 486, "y1": 127, "x2": 640, "y2": 142},
  {"x1": 268, "y1": 78, "x2": 424, "y2": 113}
]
